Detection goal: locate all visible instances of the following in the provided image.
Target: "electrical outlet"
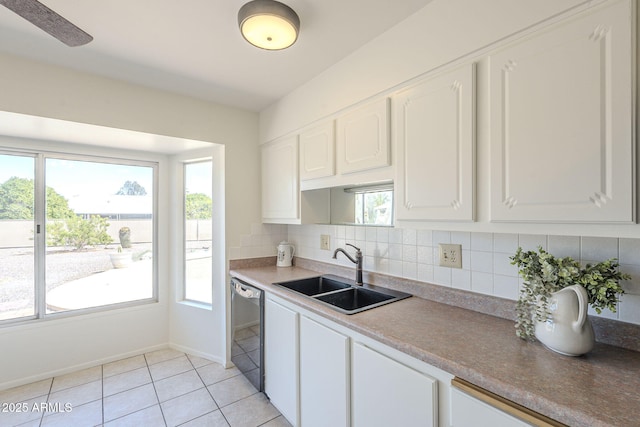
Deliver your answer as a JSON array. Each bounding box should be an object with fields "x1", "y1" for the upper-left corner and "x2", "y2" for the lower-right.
[
  {"x1": 320, "y1": 234, "x2": 330, "y2": 250},
  {"x1": 439, "y1": 243, "x2": 462, "y2": 268}
]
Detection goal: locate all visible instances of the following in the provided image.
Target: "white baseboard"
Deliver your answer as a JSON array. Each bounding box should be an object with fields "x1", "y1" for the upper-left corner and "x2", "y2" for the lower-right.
[{"x1": 0, "y1": 343, "x2": 169, "y2": 392}]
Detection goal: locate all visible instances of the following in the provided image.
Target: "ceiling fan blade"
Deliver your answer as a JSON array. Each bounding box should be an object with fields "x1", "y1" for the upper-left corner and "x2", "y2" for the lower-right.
[{"x1": 0, "y1": 0, "x2": 92, "y2": 47}]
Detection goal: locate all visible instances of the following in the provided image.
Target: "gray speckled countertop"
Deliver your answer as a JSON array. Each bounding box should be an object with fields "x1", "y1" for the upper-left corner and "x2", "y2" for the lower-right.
[{"x1": 230, "y1": 264, "x2": 640, "y2": 427}]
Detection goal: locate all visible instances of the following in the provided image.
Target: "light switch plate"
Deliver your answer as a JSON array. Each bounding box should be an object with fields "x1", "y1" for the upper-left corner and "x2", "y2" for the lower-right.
[
  {"x1": 439, "y1": 244, "x2": 462, "y2": 268},
  {"x1": 320, "y1": 234, "x2": 330, "y2": 250}
]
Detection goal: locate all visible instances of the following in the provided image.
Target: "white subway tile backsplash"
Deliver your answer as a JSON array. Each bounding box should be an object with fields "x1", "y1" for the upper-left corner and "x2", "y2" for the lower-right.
[
  {"x1": 581, "y1": 237, "x2": 618, "y2": 262},
  {"x1": 619, "y1": 238, "x2": 640, "y2": 265},
  {"x1": 433, "y1": 231, "x2": 451, "y2": 245},
  {"x1": 493, "y1": 275, "x2": 519, "y2": 300},
  {"x1": 451, "y1": 269, "x2": 471, "y2": 291},
  {"x1": 278, "y1": 225, "x2": 640, "y2": 327},
  {"x1": 471, "y1": 232, "x2": 493, "y2": 251},
  {"x1": 402, "y1": 228, "x2": 417, "y2": 245},
  {"x1": 493, "y1": 233, "x2": 519, "y2": 254},
  {"x1": 471, "y1": 272, "x2": 493, "y2": 295},
  {"x1": 547, "y1": 235, "x2": 580, "y2": 259},
  {"x1": 417, "y1": 230, "x2": 432, "y2": 247},
  {"x1": 402, "y1": 245, "x2": 417, "y2": 263},
  {"x1": 376, "y1": 227, "x2": 389, "y2": 243},
  {"x1": 417, "y1": 246, "x2": 433, "y2": 265},
  {"x1": 470, "y1": 251, "x2": 493, "y2": 274},
  {"x1": 451, "y1": 231, "x2": 471, "y2": 248},
  {"x1": 518, "y1": 234, "x2": 547, "y2": 251},
  {"x1": 388, "y1": 228, "x2": 402, "y2": 244}
]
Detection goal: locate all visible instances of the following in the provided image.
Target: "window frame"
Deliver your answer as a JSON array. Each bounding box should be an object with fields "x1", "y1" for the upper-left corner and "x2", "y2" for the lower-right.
[{"x1": 0, "y1": 146, "x2": 159, "y2": 326}]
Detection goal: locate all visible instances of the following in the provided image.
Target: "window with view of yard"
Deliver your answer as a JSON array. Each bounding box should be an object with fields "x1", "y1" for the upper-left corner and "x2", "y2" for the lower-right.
[
  {"x1": 184, "y1": 160, "x2": 213, "y2": 304},
  {"x1": 0, "y1": 151, "x2": 157, "y2": 323}
]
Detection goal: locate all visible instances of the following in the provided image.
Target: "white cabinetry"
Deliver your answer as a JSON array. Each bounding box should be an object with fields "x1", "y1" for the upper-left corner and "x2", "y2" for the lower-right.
[
  {"x1": 352, "y1": 342, "x2": 438, "y2": 427},
  {"x1": 489, "y1": 1, "x2": 633, "y2": 223},
  {"x1": 451, "y1": 379, "x2": 539, "y2": 427},
  {"x1": 262, "y1": 135, "x2": 330, "y2": 224},
  {"x1": 299, "y1": 316, "x2": 349, "y2": 427},
  {"x1": 394, "y1": 64, "x2": 475, "y2": 221},
  {"x1": 299, "y1": 121, "x2": 335, "y2": 181},
  {"x1": 337, "y1": 98, "x2": 391, "y2": 174},
  {"x1": 264, "y1": 296, "x2": 298, "y2": 424},
  {"x1": 261, "y1": 136, "x2": 299, "y2": 222}
]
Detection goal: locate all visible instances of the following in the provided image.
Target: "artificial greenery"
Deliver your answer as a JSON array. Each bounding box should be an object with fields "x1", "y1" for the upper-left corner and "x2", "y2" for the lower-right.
[{"x1": 510, "y1": 247, "x2": 630, "y2": 340}]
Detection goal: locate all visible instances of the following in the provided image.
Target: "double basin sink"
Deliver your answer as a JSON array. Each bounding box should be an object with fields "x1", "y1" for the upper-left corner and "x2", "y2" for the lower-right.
[{"x1": 274, "y1": 274, "x2": 411, "y2": 314}]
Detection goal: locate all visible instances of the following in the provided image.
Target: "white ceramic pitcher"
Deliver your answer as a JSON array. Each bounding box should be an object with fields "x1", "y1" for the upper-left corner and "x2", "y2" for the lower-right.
[
  {"x1": 534, "y1": 284, "x2": 595, "y2": 356},
  {"x1": 276, "y1": 241, "x2": 295, "y2": 267}
]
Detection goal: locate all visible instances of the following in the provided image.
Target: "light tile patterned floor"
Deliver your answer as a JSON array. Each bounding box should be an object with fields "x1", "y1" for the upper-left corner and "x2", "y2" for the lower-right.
[{"x1": 0, "y1": 349, "x2": 291, "y2": 427}]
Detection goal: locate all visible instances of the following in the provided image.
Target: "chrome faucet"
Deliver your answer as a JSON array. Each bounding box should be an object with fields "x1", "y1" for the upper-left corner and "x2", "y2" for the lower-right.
[{"x1": 332, "y1": 243, "x2": 363, "y2": 285}]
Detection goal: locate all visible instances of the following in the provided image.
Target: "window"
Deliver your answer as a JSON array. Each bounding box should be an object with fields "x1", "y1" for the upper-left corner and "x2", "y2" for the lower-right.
[
  {"x1": 355, "y1": 189, "x2": 393, "y2": 226},
  {"x1": 184, "y1": 160, "x2": 213, "y2": 304},
  {"x1": 0, "y1": 150, "x2": 157, "y2": 323}
]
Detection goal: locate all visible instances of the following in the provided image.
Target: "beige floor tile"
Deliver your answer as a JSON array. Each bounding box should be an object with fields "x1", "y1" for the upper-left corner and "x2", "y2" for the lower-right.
[
  {"x1": 179, "y1": 409, "x2": 229, "y2": 427},
  {"x1": 233, "y1": 327, "x2": 256, "y2": 341},
  {"x1": 103, "y1": 383, "x2": 158, "y2": 422},
  {"x1": 236, "y1": 335, "x2": 260, "y2": 353},
  {"x1": 0, "y1": 378, "x2": 52, "y2": 404},
  {"x1": 220, "y1": 393, "x2": 280, "y2": 427},
  {"x1": 104, "y1": 367, "x2": 152, "y2": 397},
  {"x1": 0, "y1": 395, "x2": 45, "y2": 426},
  {"x1": 148, "y1": 356, "x2": 192, "y2": 382},
  {"x1": 103, "y1": 355, "x2": 147, "y2": 378},
  {"x1": 103, "y1": 404, "x2": 166, "y2": 427},
  {"x1": 154, "y1": 370, "x2": 204, "y2": 403},
  {"x1": 50, "y1": 366, "x2": 102, "y2": 393},
  {"x1": 187, "y1": 354, "x2": 215, "y2": 369},
  {"x1": 197, "y1": 363, "x2": 241, "y2": 386},
  {"x1": 207, "y1": 375, "x2": 256, "y2": 408},
  {"x1": 262, "y1": 415, "x2": 293, "y2": 427},
  {"x1": 40, "y1": 400, "x2": 102, "y2": 427},
  {"x1": 160, "y1": 388, "x2": 217, "y2": 427},
  {"x1": 145, "y1": 348, "x2": 185, "y2": 366},
  {"x1": 48, "y1": 379, "x2": 102, "y2": 408}
]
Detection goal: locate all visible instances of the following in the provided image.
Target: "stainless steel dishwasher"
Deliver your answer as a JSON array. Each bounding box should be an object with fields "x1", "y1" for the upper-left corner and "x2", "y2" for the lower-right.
[{"x1": 230, "y1": 277, "x2": 264, "y2": 392}]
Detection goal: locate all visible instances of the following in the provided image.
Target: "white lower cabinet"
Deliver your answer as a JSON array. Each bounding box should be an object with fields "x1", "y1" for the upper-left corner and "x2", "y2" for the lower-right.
[
  {"x1": 300, "y1": 316, "x2": 349, "y2": 427},
  {"x1": 264, "y1": 297, "x2": 299, "y2": 424},
  {"x1": 451, "y1": 386, "x2": 530, "y2": 427},
  {"x1": 352, "y1": 342, "x2": 438, "y2": 427}
]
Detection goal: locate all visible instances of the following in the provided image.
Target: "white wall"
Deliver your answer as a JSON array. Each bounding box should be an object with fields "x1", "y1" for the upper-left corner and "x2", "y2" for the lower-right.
[{"x1": 0, "y1": 52, "x2": 260, "y2": 388}]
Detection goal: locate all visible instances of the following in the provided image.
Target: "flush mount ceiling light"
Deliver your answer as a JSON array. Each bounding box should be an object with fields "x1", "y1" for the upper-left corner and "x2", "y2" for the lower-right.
[{"x1": 238, "y1": 0, "x2": 300, "y2": 50}]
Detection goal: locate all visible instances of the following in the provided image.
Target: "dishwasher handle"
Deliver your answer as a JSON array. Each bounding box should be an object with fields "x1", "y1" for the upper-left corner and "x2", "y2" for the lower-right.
[{"x1": 231, "y1": 278, "x2": 261, "y2": 299}]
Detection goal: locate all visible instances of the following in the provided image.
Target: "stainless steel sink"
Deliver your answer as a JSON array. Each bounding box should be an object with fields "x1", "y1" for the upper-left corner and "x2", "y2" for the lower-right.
[{"x1": 274, "y1": 274, "x2": 411, "y2": 314}]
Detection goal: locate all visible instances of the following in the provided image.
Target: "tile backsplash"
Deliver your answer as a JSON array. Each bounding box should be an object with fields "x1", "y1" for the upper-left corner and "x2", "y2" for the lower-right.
[{"x1": 233, "y1": 223, "x2": 640, "y2": 326}]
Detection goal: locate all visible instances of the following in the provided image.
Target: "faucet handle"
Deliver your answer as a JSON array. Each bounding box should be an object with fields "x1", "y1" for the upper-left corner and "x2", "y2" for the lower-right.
[{"x1": 346, "y1": 243, "x2": 361, "y2": 252}]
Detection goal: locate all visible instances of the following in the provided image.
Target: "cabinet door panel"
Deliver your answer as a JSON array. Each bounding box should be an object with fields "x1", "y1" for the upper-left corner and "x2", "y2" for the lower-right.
[
  {"x1": 337, "y1": 98, "x2": 390, "y2": 174},
  {"x1": 300, "y1": 121, "x2": 335, "y2": 180},
  {"x1": 300, "y1": 316, "x2": 349, "y2": 427},
  {"x1": 395, "y1": 64, "x2": 475, "y2": 221},
  {"x1": 451, "y1": 388, "x2": 530, "y2": 427},
  {"x1": 264, "y1": 297, "x2": 298, "y2": 424},
  {"x1": 352, "y1": 342, "x2": 437, "y2": 427},
  {"x1": 490, "y1": 1, "x2": 633, "y2": 222},
  {"x1": 262, "y1": 136, "x2": 299, "y2": 221}
]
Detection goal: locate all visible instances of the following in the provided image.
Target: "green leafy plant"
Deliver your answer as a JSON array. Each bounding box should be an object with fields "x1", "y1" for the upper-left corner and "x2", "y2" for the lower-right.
[
  {"x1": 510, "y1": 247, "x2": 630, "y2": 340},
  {"x1": 47, "y1": 215, "x2": 113, "y2": 251}
]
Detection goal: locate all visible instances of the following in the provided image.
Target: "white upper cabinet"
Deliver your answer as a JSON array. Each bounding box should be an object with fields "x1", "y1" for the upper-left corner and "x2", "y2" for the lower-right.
[
  {"x1": 336, "y1": 98, "x2": 391, "y2": 174},
  {"x1": 394, "y1": 64, "x2": 475, "y2": 221},
  {"x1": 489, "y1": 0, "x2": 634, "y2": 223},
  {"x1": 299, "y1": 121, "x2": 335, "y2": 181},
  {"x1": 262, "y1": 135, "x2": 299, "y2": 222}
]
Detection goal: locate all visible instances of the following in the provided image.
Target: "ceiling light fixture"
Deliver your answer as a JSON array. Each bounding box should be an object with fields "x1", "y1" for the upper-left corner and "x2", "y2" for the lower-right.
[{"x1": 238, "y1": 0, "x2": 300, "y2": 50}]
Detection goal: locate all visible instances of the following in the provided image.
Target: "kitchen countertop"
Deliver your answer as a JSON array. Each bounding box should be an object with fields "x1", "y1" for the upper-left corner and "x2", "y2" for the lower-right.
[{"x1": 230, "y1": 264, "x2": 640, "y2": 427}]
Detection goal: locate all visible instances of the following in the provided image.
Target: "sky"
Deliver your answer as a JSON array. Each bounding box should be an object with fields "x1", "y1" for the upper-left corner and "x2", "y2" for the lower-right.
[{"x1": 0, "y1": 154, "x2": 213, "y2": 198}]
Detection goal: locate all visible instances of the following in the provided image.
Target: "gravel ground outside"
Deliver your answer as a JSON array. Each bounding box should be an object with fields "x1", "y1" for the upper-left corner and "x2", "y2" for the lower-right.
[{"x1": 0, "y1": 244, "x2": 152, "y2": 319}]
